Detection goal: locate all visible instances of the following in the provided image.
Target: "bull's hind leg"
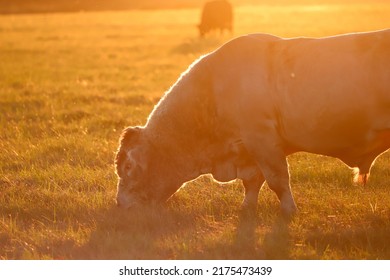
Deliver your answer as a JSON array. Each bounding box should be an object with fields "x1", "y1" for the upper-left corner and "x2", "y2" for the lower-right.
[{"x1": 243, "y1": 135, "x2": 297, "y2": 218}]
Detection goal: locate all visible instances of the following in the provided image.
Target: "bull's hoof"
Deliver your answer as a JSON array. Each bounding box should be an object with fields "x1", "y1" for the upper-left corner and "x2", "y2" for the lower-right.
[
  {"x1": 280, "y1": 205, "x2": 297, "y2": 222},
  {"x1": 279, "y1": 194, "x2": 297, "y2": 222},
  {"x1": 239, "y1": 201, "x2": 258, "y2": 218},
  {"x1": 239, "y1": 204, "x2": 257, "y2": 220},
  {"x1": 237, "y1": 204, "x2": 258, "y2": 244}
]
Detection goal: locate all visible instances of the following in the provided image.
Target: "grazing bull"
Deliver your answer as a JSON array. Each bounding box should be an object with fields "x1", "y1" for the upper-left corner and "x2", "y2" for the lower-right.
[
  {"x1": 198, "y1": 0, "x2": 233, "y2": 37},
  {"x1": 115, "y1": 29, "x2": 390, "y2": 218}
]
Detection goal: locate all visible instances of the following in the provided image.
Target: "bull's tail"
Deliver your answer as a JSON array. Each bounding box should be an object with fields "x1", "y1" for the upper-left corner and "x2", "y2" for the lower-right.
[{"x1": 353, "y1": 167, "x2": 370, "y2": 186}]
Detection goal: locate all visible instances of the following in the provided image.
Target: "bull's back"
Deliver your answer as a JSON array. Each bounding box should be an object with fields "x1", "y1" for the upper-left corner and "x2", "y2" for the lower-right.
[
  {"x1": 273, "y1": 30, "x2": 390, "y2": 152},
  {"x1": 208, "y1": 30, "x2": 390, "y2": 159}
]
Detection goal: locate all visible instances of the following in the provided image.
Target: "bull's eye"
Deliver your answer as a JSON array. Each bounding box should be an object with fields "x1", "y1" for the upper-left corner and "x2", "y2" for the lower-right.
[
  {"x1": 122, "y1": 163, "x2": 133, "y2": 178},
  {"x1": 124, "y1": 163, "x2": 132, "y2": 172}
]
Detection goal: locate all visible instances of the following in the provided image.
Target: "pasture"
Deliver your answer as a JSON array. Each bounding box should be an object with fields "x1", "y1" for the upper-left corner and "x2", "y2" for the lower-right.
[{"x1": 1, "y1": 2, "x2": 390, "y2": 259}]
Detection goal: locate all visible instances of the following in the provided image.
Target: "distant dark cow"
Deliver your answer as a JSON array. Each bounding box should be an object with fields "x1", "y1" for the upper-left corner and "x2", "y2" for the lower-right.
[
  {"x1": 198, "y1": 0, "x2": 233, "y2": 37},
  {"x1": 115, "y1": 29, "x2": 390, "y2": 219}
]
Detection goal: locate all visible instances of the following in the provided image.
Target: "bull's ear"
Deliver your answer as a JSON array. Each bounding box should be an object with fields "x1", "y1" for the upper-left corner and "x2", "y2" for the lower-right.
[
  {"x1": 119, "y1": 126, "x2": 142, "y2": 147},
  {"x1": 115, "y1": 126, "x2": 142, "y2": 174}
]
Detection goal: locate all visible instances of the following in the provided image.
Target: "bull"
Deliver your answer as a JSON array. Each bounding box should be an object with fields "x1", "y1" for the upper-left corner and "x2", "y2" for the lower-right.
[
  {"x1": 198, "y1": 0, "x2": 233, "y2": 37},
  {"x1": 115, "y1": 29, "x2": 390, "y2": 218}
]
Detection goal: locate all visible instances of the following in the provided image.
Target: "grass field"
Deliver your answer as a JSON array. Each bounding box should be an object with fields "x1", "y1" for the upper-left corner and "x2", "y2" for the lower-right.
[{"x1": 1, "y1": 3, "x2": 390, "y2": 259}]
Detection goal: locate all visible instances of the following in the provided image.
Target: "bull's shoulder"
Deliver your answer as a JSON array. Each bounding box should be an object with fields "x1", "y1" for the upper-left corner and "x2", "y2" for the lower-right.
[
  {"x1": 246, "y1": 33, "x2": 282, "y2": 42},
  {"x1": 210, "y1": 33, "x2": 282, "y2": 59},
  {"x1": 226, "y1": 33, "x2": 282, "y2": 47}
]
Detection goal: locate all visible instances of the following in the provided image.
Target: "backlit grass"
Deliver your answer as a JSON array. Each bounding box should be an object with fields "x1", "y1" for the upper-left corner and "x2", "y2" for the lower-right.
[{"x1": 1, "y1": 3, "x2": 390, "y2": 259}]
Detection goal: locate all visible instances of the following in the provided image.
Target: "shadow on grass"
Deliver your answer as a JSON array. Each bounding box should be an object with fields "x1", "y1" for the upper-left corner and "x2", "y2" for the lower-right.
[
  {"x1": 234, "y1": 209, "x2": 292, "y2": 260},
  {"x1": 3, "y1": 191, "x2": 390, "y2": 259},
  {"x1": 261, "y1": 217, "x2": 292, "y2": 259},
  {"x1": 74, "y1": 205, "x2": 199, "y2": 259},
  {"x1": 10, "y1": 205, "x2": 390, "y2": 259},
  {"x1": 37, "y1": 206, "x2": 390, "y2": 260},
  {"x1": 73, "y1": 204, "x2": 295, "y2": 260},
  {"x1": 230, "y1": 209, "x2": 267, "y2": 259}
]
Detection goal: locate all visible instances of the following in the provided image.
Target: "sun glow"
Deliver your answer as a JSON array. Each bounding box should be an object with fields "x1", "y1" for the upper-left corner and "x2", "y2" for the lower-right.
[{"x1": 1, "y1": 0, "x2": 390, "y2": 261}]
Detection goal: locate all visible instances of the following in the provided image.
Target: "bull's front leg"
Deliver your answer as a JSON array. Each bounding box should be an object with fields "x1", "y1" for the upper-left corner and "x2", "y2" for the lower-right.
[
  {"x1": 265, "y1": 163, "x2": 297, "y2": 219},
  {"x1": 261, "y1": 155, "x2": 297, "y2": 218},
  {"x1": 243, "y1": 133, "x2": 297, "y2": 219},
  {"x1": 241, "y1": 173, "x2": 265, "y2": 213}
]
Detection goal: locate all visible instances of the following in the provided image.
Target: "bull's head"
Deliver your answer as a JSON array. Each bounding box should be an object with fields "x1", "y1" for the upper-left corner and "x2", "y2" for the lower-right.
[{"x1": 114, "y1": 126, "x2": 182, "y2": 209}]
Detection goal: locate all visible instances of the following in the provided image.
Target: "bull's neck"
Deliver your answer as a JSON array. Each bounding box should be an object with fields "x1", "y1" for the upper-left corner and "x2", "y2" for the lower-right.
[{"x1": 144, "y1": 64, "x2": 216, "y2": 180}]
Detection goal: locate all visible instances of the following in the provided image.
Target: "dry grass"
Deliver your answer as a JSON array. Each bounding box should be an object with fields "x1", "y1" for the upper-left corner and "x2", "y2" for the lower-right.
[{"x1": 1, "y1": 3, "x2": 390, "y2": 259}]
